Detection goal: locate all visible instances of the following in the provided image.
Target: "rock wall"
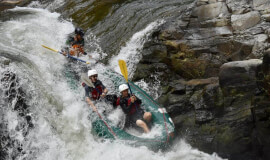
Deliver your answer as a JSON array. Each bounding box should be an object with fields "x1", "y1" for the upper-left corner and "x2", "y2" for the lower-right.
[
  {"x1": 0, "y1": 0, "x2": 32, "y2": 12},
  {"x1": 134, "y1": 0, "x2": 270, "y2": 159}
]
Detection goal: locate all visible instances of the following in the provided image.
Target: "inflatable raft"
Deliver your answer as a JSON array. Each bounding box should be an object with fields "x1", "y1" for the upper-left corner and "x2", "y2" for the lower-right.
[{"x1": 90, "y1": 69, "x2": 175, "y2": 150}]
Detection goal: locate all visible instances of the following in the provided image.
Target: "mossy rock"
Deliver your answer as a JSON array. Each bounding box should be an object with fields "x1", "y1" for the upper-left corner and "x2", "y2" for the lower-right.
[{"x1": 171, "y1": 58, "x2": 207, "y2": 79}]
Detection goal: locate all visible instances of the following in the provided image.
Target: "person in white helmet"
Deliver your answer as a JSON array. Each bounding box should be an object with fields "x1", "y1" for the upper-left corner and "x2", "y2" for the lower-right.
[
  {"x1": 117, "y1": 84, "x2": 152, "y2": 133},
  {"x1": 84, "y1": 69, "x2": 117, "y2": 112}
]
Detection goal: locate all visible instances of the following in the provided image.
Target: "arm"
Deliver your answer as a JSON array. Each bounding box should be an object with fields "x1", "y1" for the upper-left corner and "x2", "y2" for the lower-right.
[
  {"x1": 85, "y1": 86, "x2": 97, "y2": 112},
  {"x1": 98, "y1": 81, "x2": 107, "y2": 98},
  {"x1": 100, "y1": 88, "x2": 108, "y2": 98},
  {"x1": 86, "y1": 97, "x2": 97, "y2": 112},
  {"x1": 120, "y1": 98, "x2": 133, "y2": 114}
]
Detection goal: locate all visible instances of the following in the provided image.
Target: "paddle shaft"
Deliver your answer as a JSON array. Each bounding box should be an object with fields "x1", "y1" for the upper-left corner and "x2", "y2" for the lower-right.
[
  {"x1": 42, "y1": 45, "x2": 90, "y2": 64},
  {"x1": 127, "y1": 83, "x2": 132, "y2": 95}
]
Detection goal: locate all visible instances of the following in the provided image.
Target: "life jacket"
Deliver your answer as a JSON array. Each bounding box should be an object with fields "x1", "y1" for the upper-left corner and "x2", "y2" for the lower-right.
[
  {"x1": 90, "y1": 85, "x2": 103, "y2": 100},
  {"x1": 69, "y1": 44, "x2": 84, "y2": 56},
  {"x1": 116, "y1": 97, "x2": 120, "y2": 106},
  {"x1": 118, "y1": 96, "x2": 138, "y2": 115},
  {"x1": 127, "y1": 98, "x2": 138, "y2": 115}
]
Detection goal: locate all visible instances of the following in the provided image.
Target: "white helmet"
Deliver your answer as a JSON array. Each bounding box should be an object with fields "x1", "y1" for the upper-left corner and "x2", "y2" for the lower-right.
[
  {"x1": 119, "y1": 84, "x2": 129, "y2": 92},
  {"x1": 88, "y1": 69, "x2": 98, "y2": 77}
]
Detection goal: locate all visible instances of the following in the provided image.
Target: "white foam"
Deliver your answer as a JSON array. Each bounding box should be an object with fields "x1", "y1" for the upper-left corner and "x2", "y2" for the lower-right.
[{"x1": 110, "y1": 20, "x2": 165, "y2": 78}]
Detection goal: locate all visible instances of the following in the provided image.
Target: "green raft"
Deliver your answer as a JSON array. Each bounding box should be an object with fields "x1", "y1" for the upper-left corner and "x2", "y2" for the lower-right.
[{"x1": 90, "y1": 69, "x2": 175, "y2": 150}]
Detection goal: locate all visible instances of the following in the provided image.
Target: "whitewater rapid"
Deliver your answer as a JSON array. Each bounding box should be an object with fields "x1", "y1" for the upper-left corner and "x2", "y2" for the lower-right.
[{"x1": 0, "y1": 6, "x2": 224, "y2": 160}]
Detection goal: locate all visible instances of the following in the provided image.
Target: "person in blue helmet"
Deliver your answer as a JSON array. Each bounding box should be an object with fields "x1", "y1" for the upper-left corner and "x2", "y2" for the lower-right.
[{"x1": 63, "y1": 27, "x2": 88, "y2": 57}]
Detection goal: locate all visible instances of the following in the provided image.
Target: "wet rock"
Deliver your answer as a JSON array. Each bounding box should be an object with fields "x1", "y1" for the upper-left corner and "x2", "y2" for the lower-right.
[
  {"x1": 231, "y1": 11, "x2": 261, "y2": 31},
  {"x1": 219, "y1": 59, "x2": 262, "y2": 95}
]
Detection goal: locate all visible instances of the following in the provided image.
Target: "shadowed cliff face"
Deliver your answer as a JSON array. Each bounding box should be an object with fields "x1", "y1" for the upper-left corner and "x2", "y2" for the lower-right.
[{"x1": 132, "y1": 0, "x2": 270, "y2": 159}]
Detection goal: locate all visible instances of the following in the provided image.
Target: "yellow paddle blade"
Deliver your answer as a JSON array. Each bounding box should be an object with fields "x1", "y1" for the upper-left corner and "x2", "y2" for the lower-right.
[
  {"x1": 118, "y1": 60, "x2": 128, "y2": 82},
  {"x1": 42, "y1": 45, "x2": 58, "y2": 53}
]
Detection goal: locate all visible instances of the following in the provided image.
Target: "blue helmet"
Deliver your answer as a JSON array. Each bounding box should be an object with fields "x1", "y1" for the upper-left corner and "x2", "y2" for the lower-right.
[{"x1": 75, "y1": 28, "x2": 84, "y2": 36}]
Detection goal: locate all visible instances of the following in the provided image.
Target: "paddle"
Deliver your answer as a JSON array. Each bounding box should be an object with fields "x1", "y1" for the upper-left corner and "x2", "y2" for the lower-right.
[
  {"x1": 42, "y1": 45, "x2": 90, "y2": 64},
  {"x1": 80, "y1": 73, "x2": 94, "y2": 88},
  {"x1": 118, "y1": 60, "x2": 132, "y2": 95}
]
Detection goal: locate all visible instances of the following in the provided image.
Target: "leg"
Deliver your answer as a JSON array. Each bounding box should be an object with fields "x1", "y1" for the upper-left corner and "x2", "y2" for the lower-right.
[
  {"x1": 136, "y1": 119, "x2": 150, "y2": 133},
  {"x1": 143, "y1": 112, "x2": 152, "y2": 123}
]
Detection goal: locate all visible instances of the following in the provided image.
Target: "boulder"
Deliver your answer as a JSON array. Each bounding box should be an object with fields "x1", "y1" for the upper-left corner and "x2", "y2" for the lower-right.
[
  {"x1": 219, "y1": 59, "x2": 262, "y2": 96},
  {"x1": 231, "y1": 11, "x2": 261, "y2": 31},
  {"x1": 192, "y1": 2, "x2": 230, "y2": 21}
]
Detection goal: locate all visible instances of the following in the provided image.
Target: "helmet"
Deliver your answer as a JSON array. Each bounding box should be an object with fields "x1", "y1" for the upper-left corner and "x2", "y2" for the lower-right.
[
  {"x1": 88, "y1": 69, "x2": 98, "y2": 77},
  {"x1": 119, "y1": 84, "x2": 129, "y2": 92},
  {"x1": 75, "y1": 27, "x2": 84, "y2": 36}
]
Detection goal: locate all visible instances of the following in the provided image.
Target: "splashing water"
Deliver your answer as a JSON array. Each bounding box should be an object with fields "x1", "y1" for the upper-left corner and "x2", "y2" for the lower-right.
[
  {"x1": 109, "y1": 20, "x2": 165, "y2": 77},
  {"x1": 0, "y1": 5, "x2": 225, "y2": 160}
]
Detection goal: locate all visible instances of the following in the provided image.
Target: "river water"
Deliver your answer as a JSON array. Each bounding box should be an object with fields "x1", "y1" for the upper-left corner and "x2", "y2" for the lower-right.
[{"x1": 0, "y1": 0, "x2": 224, "y2": 159}]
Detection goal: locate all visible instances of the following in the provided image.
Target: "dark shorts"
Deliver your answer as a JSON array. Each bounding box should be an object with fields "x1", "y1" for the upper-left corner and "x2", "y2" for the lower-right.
[{"x1": 126, "y1": 109, "x2": 145, "y2": 128}]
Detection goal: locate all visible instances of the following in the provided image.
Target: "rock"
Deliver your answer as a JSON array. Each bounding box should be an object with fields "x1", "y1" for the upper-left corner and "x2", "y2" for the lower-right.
[
  {"x1": 192, "y1": 2, "x2": 230, "y2": 21},
  {"x1": 261, "y1": 49, "x2": 270, "y2": 96},
  {"x1": 166, "y1": 94, "x2": 192, "y2": 116},
  {"x1": 172, "y1": 112, "x2": 195, "y2": 128},
  {"x1": 262, "y1": 14, "x2": 270, "y2": 22},
  {"x1": 159, "y1": 25, "x2": 185, "y2": 40},
  {"x1": 0, "y1": 0, "x2": 31, "y2": 11},
  {"x1": 195, "y1": 110, "x2": 214, "y2": 123},
  {"x1": 219, "y1": 59, "x2": 262, "y2": 96},
  {"x1": 254, "y1": 34, "x2": 268, "y2": 43},
  {"x1": 171, "y1": 57, "x2": 208, "y2": 79},
  {"x1": 216, "y1": 40, "x2": 253, "y2": 61},
  {"x1": 231, "y1": 11, "x2": 261, "y2": 31},
  {"x1": 168, "y1": 80, "x2": 186, "y2": 95},
  {"x1": 200, "y1": 18, "x2": 229, "y2": 27},
  {"x1": 245, "y1": 27, "x2": 264, "y2": 35},
  {"x1": 187, "y1": 26, "x2": 232, "y2": 40},
  {"x1": 226, "y1": 0, "x2": 250, "y2": 14},
  {"x1": 185, "y1": 77, "x2": 219, "y2": 91},
  {"x1": 208, "y1": 0, "x2": 217, "y2": 4},
  {"x1": 253, "y1": 0, "x2": 270, "y2": 11}
]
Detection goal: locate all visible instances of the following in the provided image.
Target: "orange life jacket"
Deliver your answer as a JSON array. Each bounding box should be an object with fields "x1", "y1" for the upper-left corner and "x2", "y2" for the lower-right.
[{"x1": 69, "y1": 44, "x2": 84, "y2": 56}]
